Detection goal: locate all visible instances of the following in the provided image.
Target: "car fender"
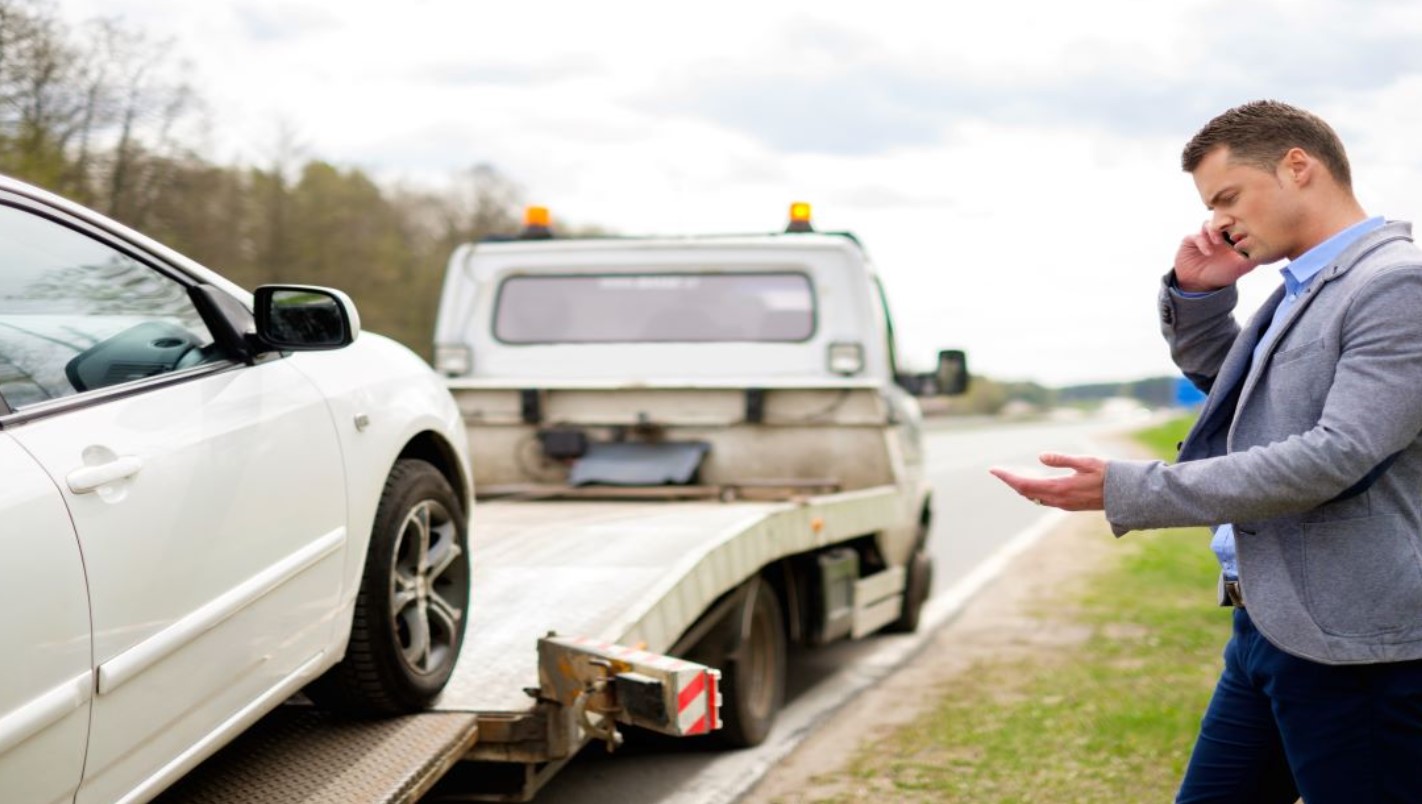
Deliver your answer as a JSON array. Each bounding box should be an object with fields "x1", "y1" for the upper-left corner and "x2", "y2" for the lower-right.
[{"x1": 284, "y1": 334, "x2": 472, "y2": 622}]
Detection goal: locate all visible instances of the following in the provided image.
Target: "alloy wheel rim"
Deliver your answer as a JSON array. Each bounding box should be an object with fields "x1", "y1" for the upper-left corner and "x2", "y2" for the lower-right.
[{"x1": 390, "y1": 499, "x2": 467, "y2": 675}]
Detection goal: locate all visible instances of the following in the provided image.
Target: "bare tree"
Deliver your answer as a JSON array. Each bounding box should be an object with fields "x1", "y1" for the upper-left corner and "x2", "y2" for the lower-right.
[
  {"x1": 84, "y1": 17, "x2": 199, "y2": 225},
  {"x1": 0, "y1": 1, "x2": 201, "y2": 213},
  {"x1": 0, "y1": 0, "x2": 85, "y2": 190},
  {"x1": 443, "y1": 163, "x2": 525, "y2": 242}
]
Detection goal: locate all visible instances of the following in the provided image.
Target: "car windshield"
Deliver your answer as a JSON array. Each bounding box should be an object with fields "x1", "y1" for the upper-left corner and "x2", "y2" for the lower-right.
[{"x1": 493, "y1": 272, "x2": 815, "y2": 344}]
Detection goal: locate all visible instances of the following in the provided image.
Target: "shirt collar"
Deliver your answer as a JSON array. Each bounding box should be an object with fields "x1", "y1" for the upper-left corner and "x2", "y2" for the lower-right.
[{"x1": 1281, "y1": 216, "x2": 1385, "y2": 295}]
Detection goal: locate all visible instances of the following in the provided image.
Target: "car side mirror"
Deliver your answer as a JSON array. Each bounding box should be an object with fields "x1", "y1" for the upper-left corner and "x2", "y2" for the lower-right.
[
  {"x1": 254, "y1": 285, "x2": 361, "y2": 352},
  {"x1": 935, "y1": 349, "x2": 969, "y2": 396},
  {"x1": 895, "y1": 349, "x2": 969, "y2": 397}
]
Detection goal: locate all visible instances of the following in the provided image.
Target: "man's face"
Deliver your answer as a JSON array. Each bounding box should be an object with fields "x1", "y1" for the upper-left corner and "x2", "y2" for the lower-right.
[{"x1": 1191, "y1": 146, "x2": 1305, "y2": 264}]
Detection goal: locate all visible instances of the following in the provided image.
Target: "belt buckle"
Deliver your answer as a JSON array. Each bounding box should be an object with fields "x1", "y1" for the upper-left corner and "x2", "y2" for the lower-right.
[{"x1": 1223, "y1": 579, "x2": 1246, "y2": 608}]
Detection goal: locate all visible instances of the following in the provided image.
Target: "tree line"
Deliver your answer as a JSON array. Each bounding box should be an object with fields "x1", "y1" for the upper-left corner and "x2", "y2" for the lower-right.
[{"x1": 0, "y1": 0, "x2": 530, "y2": 356}]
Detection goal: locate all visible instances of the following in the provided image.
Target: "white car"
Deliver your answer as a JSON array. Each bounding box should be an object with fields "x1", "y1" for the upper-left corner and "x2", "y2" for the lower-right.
[{"x1": 0, "y1": 175, "x2": 473, "y2": 804}]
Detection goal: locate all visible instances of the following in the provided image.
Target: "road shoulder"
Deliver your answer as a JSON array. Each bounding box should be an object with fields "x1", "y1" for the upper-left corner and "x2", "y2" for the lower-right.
[{"x1": 745, "y1": 510, "x2": 1116, "y2": 802}]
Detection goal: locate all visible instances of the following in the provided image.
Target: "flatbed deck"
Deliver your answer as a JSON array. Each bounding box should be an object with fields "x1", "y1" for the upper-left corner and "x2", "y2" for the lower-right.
[{"x1": 436, "y1": 488, "x2": 898, "y2": 714}]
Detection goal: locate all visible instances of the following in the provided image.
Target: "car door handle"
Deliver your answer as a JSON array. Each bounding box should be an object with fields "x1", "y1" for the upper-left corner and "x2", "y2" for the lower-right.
[{"x1": 67, "y1": 456, "x2": 144, "y2": 493}]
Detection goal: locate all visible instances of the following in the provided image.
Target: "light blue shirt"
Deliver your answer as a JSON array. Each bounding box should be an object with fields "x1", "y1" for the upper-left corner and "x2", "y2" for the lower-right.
[{"x1": 1179, "y1": 217, "x2": 1385, "y2": 579}]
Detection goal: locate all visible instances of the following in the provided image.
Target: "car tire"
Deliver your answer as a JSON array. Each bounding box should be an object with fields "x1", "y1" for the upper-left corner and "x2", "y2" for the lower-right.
[
  {"x1": 886, "y1": 544, "x2": 933, "y2": 633},
  {"x1": 714, "y1": 576, "x2": 786, "y2": 748},
  {"x1": 306, "y1": 459, "x2": 470, "y2": 715}
]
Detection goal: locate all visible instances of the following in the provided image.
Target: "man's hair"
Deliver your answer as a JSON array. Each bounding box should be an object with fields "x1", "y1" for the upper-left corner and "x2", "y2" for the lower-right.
[{"x1": 1181, "y1": 100, "x2": 1352, "y2": 188}]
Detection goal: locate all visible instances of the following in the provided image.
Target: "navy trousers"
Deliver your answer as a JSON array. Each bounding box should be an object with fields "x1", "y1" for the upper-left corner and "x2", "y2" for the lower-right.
[{"x1": 1177, "y1": 608, "x2": 1422, "y2": 803}]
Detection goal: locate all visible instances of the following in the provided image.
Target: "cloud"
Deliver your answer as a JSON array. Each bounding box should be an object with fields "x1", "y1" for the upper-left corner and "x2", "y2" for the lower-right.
[
  {"x1": 645, "y1": 68, "x2": 950, "y2": 156},
  {"x1": 821, "y1": 184, "x2": 956, "y2": 210},
  {"x1": 411, "y1": 56, "x2": 603, "y2": 88},
  {"x1": 233, "y1": 2, "x2": 340, "y2": 42},
  {"x1": 59, "y1": 0, "x2": 1422, "y2": 385},
  {"x1": 637, "y1": 4, "x2": 1422, "y2": 156}
]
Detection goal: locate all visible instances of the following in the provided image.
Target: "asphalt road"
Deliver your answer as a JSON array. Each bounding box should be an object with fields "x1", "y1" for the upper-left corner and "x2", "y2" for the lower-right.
[{"x1": 528, "y1": 412, "x2": 1142, "y2": 804}]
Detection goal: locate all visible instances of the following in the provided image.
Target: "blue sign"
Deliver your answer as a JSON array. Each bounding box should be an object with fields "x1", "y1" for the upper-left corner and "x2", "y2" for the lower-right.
[{"x1": 1175, "y1": 376, "x2": 1207, "y2": 408}]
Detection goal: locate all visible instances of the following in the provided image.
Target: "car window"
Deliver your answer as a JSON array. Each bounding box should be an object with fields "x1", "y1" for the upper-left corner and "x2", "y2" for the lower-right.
[
  {"x1": 493, "y1": 271, "x2": 817, "y2": 343},
  {"x1": 0, "y1": 204, "x2": 218, "y2": 409}
]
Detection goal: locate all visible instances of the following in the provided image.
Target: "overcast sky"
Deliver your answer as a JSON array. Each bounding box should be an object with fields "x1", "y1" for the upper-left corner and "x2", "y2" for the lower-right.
[{"x1": 55, "y1": 0, "x2": 1422, "y2": 385}]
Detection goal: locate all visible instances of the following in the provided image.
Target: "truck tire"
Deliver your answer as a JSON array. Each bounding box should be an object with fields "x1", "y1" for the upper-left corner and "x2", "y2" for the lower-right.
[
  {"x1": 887, "y1": 545, "x2": 933, "y2": 633},
  {"x1": 716, "y1": 576, "x2": 786, "y2": 748},
  {"x1": 306, "y1": 459, "x2": 470, "y2": 715}
]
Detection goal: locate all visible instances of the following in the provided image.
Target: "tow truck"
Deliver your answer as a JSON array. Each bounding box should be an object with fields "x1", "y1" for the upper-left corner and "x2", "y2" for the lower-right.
[{"x1": 164, "y1": 204, "x2": 966, "y2": 802}]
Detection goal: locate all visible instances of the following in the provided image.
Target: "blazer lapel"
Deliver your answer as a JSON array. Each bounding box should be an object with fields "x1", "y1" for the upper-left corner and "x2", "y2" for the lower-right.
[
  {"x1": 1178, "y1": 285, "x2": 1285, "y2": 462},
  {"x1": 1235, "y1": 283, "x2": 1316, "y2": 407}
]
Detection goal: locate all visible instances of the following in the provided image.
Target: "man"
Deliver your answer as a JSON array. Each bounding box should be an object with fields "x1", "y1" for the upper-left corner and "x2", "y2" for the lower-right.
[{"x1": 991, "y1": 100, "x2": 1422, "y2": 802}]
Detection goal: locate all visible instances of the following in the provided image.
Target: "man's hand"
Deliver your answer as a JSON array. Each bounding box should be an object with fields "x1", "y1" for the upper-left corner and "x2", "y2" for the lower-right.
[
  {"x1": 1173, "y1": 222, "x2": 1259, "y2": 292},
  {"x1": 989, "y1": 453, "x2": 1107, "y2": 511}
]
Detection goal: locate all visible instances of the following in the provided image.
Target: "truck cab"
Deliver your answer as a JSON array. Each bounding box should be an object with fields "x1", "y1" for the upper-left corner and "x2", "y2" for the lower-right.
[{"x1": 433, "y1": 207, "x2": 965, "y2": 538}]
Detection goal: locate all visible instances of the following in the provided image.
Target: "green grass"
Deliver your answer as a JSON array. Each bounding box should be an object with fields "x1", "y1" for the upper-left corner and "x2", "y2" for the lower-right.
[
  {"x1": 810, "y1": 415, "x2": 1222, "y2": 802},
  {"x1": 1132, "y1": 416, "x2": 1195, "y2": 460}
]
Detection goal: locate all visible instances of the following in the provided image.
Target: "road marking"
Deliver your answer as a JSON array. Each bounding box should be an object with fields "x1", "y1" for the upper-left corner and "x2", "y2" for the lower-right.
[
  {"x1": 920, "y1": 508, "x2": 1071, "y2": 630},
  {"x1": 662, "y1": 508, "x2": 1073, "y2": 804}
]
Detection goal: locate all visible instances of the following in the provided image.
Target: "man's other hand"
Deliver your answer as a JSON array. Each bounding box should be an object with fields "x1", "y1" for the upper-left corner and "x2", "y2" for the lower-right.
[{"x1": 989, "y1": 453, "x2": 1107, "y2": 511}]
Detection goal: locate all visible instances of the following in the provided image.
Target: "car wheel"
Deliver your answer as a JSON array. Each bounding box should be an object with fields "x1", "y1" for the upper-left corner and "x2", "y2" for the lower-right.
[
  {"x1": 886, "y1": 544, "x2": 933, "y2": 633},
  {"x1": 715, "y1": 576, "x2": 786, "y2": 748},
  {"x1": 306, "y1": 459, "x2": 470, "y2": 715}
]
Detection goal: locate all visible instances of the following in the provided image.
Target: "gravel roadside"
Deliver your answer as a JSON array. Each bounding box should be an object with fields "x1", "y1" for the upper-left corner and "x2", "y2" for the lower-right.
[{"x1": 744, "y1": 510, "x2": 1119, "y2": 803}]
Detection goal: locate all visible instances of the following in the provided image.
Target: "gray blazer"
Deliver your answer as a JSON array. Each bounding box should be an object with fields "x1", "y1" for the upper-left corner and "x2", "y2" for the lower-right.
[{"x1": 1105, "y1": 221, "x2": 1422, "y2": 664}]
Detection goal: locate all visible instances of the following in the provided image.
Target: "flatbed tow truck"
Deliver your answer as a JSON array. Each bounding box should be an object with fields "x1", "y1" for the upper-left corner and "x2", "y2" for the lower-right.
[{"x1": 159, "y1": 204, "x2": 967, "y2": 803}]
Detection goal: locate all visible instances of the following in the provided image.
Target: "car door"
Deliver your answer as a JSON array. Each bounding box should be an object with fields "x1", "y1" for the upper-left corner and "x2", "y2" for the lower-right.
[
  {"x1": 0, "y1": 434, "x2": 92, "y2": 804},
  {"x1": 0, "y1": 197, "x2": 350, "y2": 803}
]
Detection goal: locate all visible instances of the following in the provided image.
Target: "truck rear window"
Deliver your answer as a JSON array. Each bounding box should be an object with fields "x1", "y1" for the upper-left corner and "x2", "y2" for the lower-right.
[{"x1": 493, "y1": 272, "x2": 815, "y2": 343}]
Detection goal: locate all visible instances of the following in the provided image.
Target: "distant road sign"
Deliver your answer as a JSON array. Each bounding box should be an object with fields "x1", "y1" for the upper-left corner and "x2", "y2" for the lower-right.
[{"x1": 1175, "y1": 376, "x2": 1207, "y2": 408}]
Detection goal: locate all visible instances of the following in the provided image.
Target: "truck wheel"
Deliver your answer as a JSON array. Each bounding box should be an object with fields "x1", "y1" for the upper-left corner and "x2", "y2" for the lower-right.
[
  {"x1": 306, "y1": 459, "x2": 470, "y2": 715},
  {"x1": 717, "y1": 577, "x2": 786, "y2": 748},
  {"x1": 887, "y1": 545, "x2": 933, "y2": 633}
]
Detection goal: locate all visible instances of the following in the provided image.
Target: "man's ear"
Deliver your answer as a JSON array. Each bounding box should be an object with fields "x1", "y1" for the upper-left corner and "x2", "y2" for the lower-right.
[{"x1": 1280, "y1": 147, "x2": 1315, "y2": 187}]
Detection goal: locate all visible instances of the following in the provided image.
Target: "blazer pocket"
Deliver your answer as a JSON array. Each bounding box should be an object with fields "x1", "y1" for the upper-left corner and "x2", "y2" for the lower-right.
[
  {"x1": 1301, "y1": 515, "x2": 1422, "y2": 637},
  {"x1": 1270, "y1": 338, "x2": 1324, "y2": 368}
]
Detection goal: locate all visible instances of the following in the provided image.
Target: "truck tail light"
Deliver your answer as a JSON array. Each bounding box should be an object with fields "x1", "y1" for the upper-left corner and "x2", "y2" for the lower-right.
[
  {"x1": 827, "y1": 342, "x2": 863, "y2": 375},
  {"x1": 538, "y1": 635, "x2": 722, "y2": 738},
  {"x1": 434, "y1": 344, "x2": 471, "y2": 376}
]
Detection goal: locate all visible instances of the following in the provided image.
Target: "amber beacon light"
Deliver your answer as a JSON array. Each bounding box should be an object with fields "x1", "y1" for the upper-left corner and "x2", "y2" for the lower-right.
[
  {"x1": 786, "y1": 201, "x2": 814, "y2": 233},
  {"x1": 520, "y1": 205, "x2": 553, "y2": 239}
]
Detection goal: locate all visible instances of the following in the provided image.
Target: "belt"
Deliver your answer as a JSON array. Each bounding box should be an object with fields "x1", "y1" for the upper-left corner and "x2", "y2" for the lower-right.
[{"x1": 1223, "y1": 579, "x2": 1246, "y2": 608}]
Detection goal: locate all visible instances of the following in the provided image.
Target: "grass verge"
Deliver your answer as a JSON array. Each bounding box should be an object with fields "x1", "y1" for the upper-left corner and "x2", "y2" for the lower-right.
[{"x1": 831, "y1": 415, "x2": 1221, "y2": 802}]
